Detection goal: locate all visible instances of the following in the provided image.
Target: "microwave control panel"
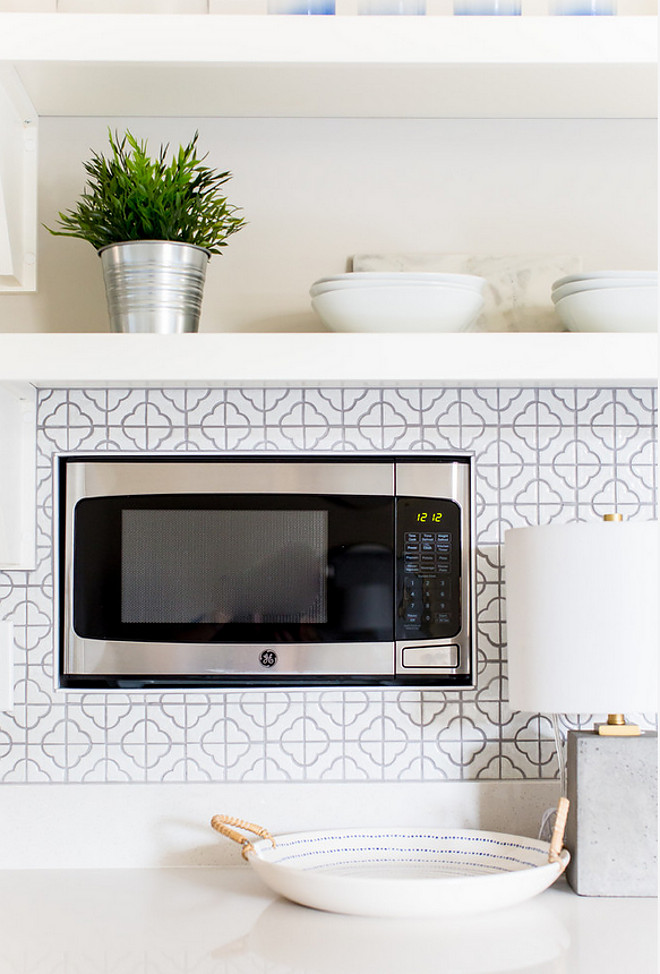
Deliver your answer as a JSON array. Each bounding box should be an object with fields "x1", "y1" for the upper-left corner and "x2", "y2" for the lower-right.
[{"x1": 396, "y1": 498, "x2": 462, "y2": 642}]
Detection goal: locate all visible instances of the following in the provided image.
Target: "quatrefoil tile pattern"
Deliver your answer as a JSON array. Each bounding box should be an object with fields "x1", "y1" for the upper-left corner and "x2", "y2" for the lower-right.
[{"x1": 0, "y1": 385, "x2": 656, "y2": 783}]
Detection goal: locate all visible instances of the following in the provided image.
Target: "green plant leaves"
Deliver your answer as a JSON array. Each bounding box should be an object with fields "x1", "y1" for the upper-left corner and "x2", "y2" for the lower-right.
[{"x1": 46, "y1": 130, "x2": 246, "y2": 255}]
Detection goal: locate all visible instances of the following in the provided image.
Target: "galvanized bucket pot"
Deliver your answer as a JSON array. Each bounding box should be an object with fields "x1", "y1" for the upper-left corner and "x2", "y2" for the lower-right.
[{"x1": 99, "y1": 240, "x2": 210, "y2": 334}]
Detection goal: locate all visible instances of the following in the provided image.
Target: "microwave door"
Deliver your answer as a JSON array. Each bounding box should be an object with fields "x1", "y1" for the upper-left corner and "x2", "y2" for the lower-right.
[{"x1": 65, "y1": 492, "x2": 396, "y2": 681}]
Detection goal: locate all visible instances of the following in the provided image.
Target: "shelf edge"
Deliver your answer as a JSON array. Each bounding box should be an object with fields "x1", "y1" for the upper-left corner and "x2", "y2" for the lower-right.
[{"x1": 0, "y1": 332, "x2": 655, "y2": 388}]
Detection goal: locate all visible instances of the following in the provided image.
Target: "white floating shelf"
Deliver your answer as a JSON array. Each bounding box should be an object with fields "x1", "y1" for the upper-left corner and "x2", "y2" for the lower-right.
[
  {"x1": 0, "y1": 332, "x2": 655, "y2": 388},
  {"x1": 0, "y1": 13, "x2": 656, "y2": 119}
]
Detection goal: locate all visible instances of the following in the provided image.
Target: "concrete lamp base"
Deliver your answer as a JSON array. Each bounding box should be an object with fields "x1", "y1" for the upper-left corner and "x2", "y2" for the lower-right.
[{"x1": 565, "y1": 730, "x2": 658, "y2": 897}]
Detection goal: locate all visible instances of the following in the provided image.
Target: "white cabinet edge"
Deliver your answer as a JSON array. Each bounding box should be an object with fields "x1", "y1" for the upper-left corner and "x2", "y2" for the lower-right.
[
  {"x1": 0, "y1": 67, "x2": 37, "y2": 293},
  {"x1": 0, "y1": 382, "x2": 36, "y2": 570}
]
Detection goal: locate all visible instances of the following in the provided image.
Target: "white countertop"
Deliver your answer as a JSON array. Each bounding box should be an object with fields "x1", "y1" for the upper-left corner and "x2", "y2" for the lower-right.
[{"x1": 0, "y1": 867, "x2": 655, "y2": 974}]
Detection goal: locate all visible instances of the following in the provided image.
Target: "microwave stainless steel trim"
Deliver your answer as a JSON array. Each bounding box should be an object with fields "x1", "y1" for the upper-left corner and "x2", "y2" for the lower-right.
[{"x1": 58, "y1": 455, "x2": 475, "y2": 690}]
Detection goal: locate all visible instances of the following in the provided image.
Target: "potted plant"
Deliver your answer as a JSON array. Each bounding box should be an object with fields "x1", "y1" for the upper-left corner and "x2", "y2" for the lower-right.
[{"x1": 47, "y1": 129, "x2": 245, "y2": 333}]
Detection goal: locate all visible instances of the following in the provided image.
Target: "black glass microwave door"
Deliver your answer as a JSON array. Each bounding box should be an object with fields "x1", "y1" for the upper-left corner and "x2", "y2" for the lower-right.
[{"x1": 71, "y1": 494, "x2": 395, "y2": 644}]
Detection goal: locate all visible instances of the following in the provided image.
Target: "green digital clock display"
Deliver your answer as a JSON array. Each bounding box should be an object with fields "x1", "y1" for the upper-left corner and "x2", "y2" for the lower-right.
[{"x1": 416, "y1": 512, "x2": 444, "y2": 523}]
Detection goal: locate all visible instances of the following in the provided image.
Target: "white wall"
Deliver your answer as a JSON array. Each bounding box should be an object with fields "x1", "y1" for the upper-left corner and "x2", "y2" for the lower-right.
[
  {"x1": 0, "y1": 115, "x2": 655, "y2": 333},
  {"x1": 0, "y1": 780, "x2": 561, "y2": 867}
]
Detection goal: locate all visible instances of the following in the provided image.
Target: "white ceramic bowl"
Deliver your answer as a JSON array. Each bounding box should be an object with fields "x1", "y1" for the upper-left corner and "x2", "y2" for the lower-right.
[
  {"x1": 551, "y1": 278, "x2": 658, "y2": 304},
  {"x1": 552, "y1": 270, "x2": 657, "y2": 291},
  {"x1": 313, "y1": 272, "x2": 486, "y2": 289},
  {"x1": 553, "y1": 286, "x2": 657, "y2": 333},
  {"x1": 310, "y1": 279, "x2": 483, "y2": 299},
  {"x1": 311, "y1": 284, "x2": 484, "y2": 333}
]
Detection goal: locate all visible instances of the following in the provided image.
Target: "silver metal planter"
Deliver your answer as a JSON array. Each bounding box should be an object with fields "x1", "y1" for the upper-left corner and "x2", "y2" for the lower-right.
[{"x1": 99, "y1": 240, "x2": 210, "y2": 334}]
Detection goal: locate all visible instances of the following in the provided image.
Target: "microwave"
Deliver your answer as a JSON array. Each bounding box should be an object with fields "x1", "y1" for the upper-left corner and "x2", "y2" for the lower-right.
[{"x1": 57, "y1": 454, "x2": 475, "y2": 690}]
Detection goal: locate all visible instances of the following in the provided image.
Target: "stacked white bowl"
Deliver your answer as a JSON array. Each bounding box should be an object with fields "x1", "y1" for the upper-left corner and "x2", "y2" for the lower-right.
[
  {"x1": 310, "y1": 272, "x2": 486, "y2": 333},
  {"x1": 551, "y1": 271, "x2": 658, "y2": 333}
]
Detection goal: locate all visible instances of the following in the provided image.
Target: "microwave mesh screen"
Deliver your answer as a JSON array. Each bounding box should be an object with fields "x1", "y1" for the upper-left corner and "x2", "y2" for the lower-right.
[{"x1": 120, "y1": 509, "x2": 328, "y2": 625}]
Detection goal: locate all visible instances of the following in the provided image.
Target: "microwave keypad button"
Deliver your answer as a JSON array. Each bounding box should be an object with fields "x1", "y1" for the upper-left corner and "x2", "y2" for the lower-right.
[
  {"x1": 423, "y1": 578, "x2": 448, "y2": 591},
  {"x1": 400, "y1": 524, "x2": 457, "y2": 638},
  {"x1": 402, "y1": 645, "x2": 459, "y2": 668}
]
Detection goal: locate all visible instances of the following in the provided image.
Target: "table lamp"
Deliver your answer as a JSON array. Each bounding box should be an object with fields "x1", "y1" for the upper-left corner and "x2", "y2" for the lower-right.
[{"x1": 504, "y1": 515, "x2": 658, "y2": 896}]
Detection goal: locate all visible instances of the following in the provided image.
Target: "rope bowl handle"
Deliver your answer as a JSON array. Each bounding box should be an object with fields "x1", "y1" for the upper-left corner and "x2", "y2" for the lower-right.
[
  {"x1": 211, "y1": 814, "x2": 276, "y2": 861},
  {"x1": 548, "y1": 796, "x2": 570, "y2": 869}
]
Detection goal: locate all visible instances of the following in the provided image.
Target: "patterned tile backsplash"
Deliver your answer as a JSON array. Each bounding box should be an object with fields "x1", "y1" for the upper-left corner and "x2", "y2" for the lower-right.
[{"x1": 0, "y1": 385, "x2": 656, "y2": 784}]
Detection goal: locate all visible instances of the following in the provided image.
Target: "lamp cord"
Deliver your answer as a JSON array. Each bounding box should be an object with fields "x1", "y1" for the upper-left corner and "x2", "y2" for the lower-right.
[
  {"x1": 552, "y1": 713, "x2": 567, "y2": 796},
  {"x1": 538, "y1": 714, "x2": 567, "y2": 842}
]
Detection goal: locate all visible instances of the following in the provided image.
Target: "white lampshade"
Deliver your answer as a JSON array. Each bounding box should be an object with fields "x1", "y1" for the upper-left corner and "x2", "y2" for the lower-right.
[{"x1": 504, "y1": 520, "x2": 659, "y2": 715}]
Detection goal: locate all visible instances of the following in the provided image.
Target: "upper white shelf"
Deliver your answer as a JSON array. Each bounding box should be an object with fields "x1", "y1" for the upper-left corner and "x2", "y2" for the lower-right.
[
  {"x1": 0, "y1": 13, "x2": 656, "y2": 119},
  {"x1": 0, "y1": 332, "x2": 655, "y2": 388}
]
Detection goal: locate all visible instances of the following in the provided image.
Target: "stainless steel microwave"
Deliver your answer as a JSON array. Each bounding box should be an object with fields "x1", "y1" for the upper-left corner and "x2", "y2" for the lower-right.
[{"x1": 57, "y1": 455, "x2": 475, "y2": 690}]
